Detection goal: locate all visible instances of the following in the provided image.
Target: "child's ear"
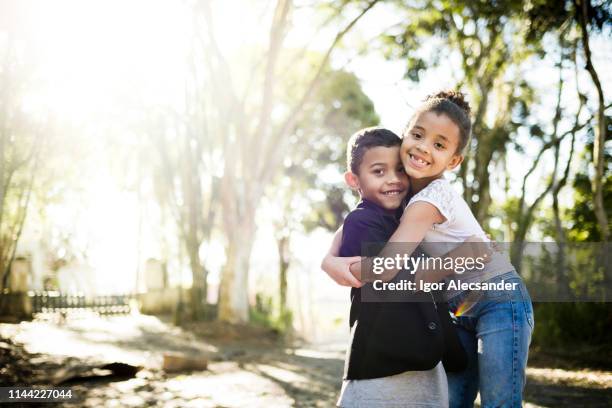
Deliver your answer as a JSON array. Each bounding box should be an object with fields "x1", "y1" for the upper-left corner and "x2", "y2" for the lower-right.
[
  {"x1": 344, "y1": 171, "x2": 360, "y2": 190},
  {"x1": 447, "y1": 154, "x2": 464, "y2": 170}
]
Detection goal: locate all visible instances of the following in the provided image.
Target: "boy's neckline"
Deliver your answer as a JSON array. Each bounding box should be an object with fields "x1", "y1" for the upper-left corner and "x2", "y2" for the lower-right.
[{"x1": 360, "y1": 198, "x2": 401, "y2": 216}]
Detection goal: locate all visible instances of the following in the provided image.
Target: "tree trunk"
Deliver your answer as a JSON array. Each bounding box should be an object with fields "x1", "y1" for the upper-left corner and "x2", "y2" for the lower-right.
[
  {"x1": 218, "y1": 227, "x2": 255, "y2": 323},
  {"x1": 473, "y1": 144, "x2": 493, "y2": 224},
  {"x1": 462, "y1": 80, "x2": 493, "y2": 223},
  {"x1": 511, "y1": 52, "x2": 565, "y2": 268},
  {"x1": 553, "y1": 132, "x2": 575, "y2": 298},
  {"x1": 204, "y1": 0, "x2": 380, "y2": 323},
  {"x1": 578, "y1": 0, "x2": 609, "y2": 243},
  {"x1": 217, "y1": 195, "x2": 256, "y2": 323},
  {"x1": 277, "y1": 235, "x2": 290, "y2": 317},
  {"x1": 186, "y1": 236, "x2": 207, "y2": 320}
]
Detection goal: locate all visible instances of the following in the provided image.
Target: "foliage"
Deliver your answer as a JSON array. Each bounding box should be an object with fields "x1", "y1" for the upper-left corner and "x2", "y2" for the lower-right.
[
  {"x1": 567, "y1": 166, "x2": 612, "y2": 242},
  {"x1": 525, "y1": 0, "x2": 612, "y2": 41},
  {"x1": 531, "y1": 147, "x2": 612, "y2": 349},
  {"x1": 250, "y1": 293, "x2": 293, "y2": 334},
  {"x1": 0, "y1": 28, "x2": 45, "y2": 290},
  {"x1": 381, "y1": 0, "x2": 548, "y2": 224},
  {"x1": 286, "y1": 68, "x2": 380, "y2": 233},
  {"x1": 264, "y1": 64, "x2": 380, "y2": 329},
  {"x1": 531, "y1": 302, "x2": 612, "y2": 351}
]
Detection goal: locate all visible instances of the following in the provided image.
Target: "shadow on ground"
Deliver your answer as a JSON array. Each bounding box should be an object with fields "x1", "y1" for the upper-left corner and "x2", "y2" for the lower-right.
[{"x1": 1, "y1": 314, "x2": 611, "y2": 407}]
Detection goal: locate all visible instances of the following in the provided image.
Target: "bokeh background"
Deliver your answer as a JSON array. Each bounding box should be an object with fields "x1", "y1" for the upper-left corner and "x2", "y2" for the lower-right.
[{"x1": 0, "y1": 0, "x2": 611, "y2": 377}]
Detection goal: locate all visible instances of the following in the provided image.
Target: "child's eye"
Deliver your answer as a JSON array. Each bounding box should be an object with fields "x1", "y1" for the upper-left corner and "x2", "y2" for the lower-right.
[
  {"x1": 412, "y1": 133, "x2": 422, "y2": 139},
  {"x1": 373, "y1": 169, "x2": 384, "y2": 176},
  {"x1": 434, "y1": 142, "x2": 445, "y2": 149}
]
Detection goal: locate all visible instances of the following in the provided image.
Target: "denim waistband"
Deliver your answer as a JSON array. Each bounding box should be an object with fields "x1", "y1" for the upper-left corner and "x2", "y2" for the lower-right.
[{"x1": 486, "y1": 270, "x2": 520, "y2": 283}]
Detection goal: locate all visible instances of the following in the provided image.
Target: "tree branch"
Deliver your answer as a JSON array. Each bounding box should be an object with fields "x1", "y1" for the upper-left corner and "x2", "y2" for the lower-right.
[
  {"x1": 251, "y1": 0, "x2": 293, "y2": 170},
  {"x1": 257, "y1": 0, "x2": 381, "y2": 182}
]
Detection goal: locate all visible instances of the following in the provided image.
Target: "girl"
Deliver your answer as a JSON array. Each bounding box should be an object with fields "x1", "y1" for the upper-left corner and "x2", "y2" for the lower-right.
[{"x1": 323, "y1": 91, "x2": 534, "y2": 408}]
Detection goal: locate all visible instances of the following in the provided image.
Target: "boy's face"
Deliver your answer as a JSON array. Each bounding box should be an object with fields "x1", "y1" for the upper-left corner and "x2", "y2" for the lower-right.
[
  {"x1": 346, "y1": 146, "x2": 409, "y2": 210},
  {"x1": 400, "y1": 111, "x2": 464, "y2": 179}
]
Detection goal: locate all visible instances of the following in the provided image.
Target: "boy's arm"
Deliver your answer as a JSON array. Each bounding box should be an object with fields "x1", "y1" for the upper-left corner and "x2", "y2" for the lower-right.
[
  {"x1": 350, "y1": 201, "x2": 438, "y2": 282},
  {"x1": 320, "y1": 225, "x2": 363, "y2": 287}
]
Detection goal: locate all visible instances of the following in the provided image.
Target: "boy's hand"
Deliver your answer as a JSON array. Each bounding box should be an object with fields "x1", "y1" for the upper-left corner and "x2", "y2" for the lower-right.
[
  {"x1": 322, "y1": 255, "x2": 363, "y2": 287},
  {"x1": 485, "y1": 234, "x2": 504, "y2": 254},
  {"x1": 452, "y1": 235, "x2": 493, "y2": 263}
]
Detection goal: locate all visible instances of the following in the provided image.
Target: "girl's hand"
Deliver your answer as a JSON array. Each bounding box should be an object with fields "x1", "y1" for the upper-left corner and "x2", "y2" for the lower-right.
[{"x1": 321, "y1": 253, "x2": 363, "y2": 288}]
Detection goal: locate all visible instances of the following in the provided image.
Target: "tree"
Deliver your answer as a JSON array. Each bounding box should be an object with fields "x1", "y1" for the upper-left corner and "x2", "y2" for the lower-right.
[
  {"x1": 526, "y1": 0, "x2": 611, "y2": 242},
  {"x1": 509, "y1": 39, "x2": 583, "y2": 267},
  {"x1": 0, "y1": 12, "x2": 45, "y2": 291},
  {"x1": 79, "y1": 0, "x2": 382, "y2": 323},
  {"x1": 146, "y1": 113, "x2": 218, "y2": 320},
  {"x1": 521, "y1": 0, "x2": 611, "y2": 298},
  {"x1": 189, "y1": 0, "x2": 381, "y2": 323},
  {"x1": 382, "y1": 0, "x2": 545, "y2": 225},
  {"x1": 268, "y1": 67, "x2": 380, "y2": 328}
]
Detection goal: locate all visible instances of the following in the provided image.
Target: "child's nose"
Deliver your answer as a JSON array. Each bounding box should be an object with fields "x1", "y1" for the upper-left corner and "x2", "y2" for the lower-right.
[
  {"x1": 387, "y1": 173, "x2": 401, "y2": 183},
  {"x1": 416, "y1": 142, "x2": 430, "y2": 154}
]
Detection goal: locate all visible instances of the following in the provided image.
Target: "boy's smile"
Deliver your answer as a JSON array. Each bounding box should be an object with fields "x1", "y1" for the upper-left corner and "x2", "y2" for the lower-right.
[
  {"x1": 401, "y1": 111, "x2": 463, "y2": 180},
  {"x1": 346, "y1": 146, "x2": 409, "y2": 210}
]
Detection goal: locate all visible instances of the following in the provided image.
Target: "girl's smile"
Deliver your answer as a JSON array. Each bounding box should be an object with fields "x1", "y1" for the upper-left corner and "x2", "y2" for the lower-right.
[{"x1": 406, "y1": 151, "x2": 430, "y2": 169}]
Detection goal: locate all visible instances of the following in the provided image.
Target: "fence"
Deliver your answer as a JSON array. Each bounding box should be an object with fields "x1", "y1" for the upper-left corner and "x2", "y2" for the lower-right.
[{"x1": 28, "y1": 291, "x2": 133, "y2": 315}]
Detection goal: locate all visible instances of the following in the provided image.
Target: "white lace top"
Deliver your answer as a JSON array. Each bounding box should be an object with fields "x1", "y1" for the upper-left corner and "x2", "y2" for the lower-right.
[
  {"x1": 407, "y1": 178, "x2": 487, "y2": 255},
  {"x1": 406, "y1": 178, "x2": 513, "y2": 296}
]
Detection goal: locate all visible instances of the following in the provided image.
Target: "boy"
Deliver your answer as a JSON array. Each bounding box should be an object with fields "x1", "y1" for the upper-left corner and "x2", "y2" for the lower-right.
[{"x1": 337, "y1": 127, "x2": 452, "y2": 407}]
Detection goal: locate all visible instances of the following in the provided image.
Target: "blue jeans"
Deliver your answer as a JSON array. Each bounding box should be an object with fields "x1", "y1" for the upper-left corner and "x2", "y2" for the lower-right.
[{"x1": 446, "y1": 271, "x2": 534, "y2": 408}]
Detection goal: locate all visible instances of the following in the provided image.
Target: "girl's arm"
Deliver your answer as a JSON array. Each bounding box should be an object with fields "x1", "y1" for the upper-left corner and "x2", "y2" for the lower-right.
[
  {"x1": 320, "y1": 226, "x2": 363, "y2": 287},
  {"x1": 324, "y1": 203, "x2": 491, "y2": 285},
  {"x1": 350, "y1": 201, "x2": 442, "y2": 282},
  {"x1": 348, "y1": 203, "x2": 491, "y2": 283},
  {"x1": 412, "y1": 235, "x2": 493, "y2": 285}
]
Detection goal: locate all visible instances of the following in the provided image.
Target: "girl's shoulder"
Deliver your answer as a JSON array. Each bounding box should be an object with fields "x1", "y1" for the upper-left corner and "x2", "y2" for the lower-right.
[
  {"x1": 410, "y1": 178, "x2": 458, "y2": 204},
  {"x1": 408, "y1": 178, "x2": 458, "y2": 224},
  {"x1": 427, "y1": 177, "x2": 454, "y2": 190}
]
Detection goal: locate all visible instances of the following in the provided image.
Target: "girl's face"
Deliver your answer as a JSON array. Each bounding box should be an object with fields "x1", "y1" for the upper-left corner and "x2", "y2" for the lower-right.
[{"x1": 400, "y1": 110, "x2": 464, "y2": 180}]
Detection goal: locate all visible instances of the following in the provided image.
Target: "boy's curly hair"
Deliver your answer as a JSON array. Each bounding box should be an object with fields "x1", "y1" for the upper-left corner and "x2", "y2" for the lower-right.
[{"x1": 406, "y1": 90, "x2": 472, "y2": 153}]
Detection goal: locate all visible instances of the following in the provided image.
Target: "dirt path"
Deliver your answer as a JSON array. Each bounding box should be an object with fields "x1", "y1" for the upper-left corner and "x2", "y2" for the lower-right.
[
  {"x1": 1, "y1": 314, "x2": 610, "y2": 407},
  {"x1": 0, "y1": 314, "x2": 343, "y2": 407}
]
